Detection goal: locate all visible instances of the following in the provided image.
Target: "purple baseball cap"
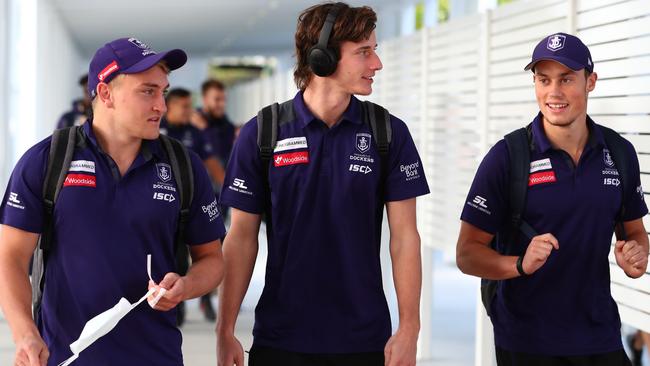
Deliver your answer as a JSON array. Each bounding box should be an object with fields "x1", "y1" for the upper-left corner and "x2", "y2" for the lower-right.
[
  {"x1": 88, "y1": 37, "x2": 187, "y2": 98},
  {"x1": 524, "y1": 33, "x2": 594, "y2": 73}
]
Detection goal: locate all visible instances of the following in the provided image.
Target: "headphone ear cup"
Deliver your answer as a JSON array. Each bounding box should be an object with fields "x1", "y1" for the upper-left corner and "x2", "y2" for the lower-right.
[{"x1": 308, "y1": 46, "x2": 338, "y2": 77}]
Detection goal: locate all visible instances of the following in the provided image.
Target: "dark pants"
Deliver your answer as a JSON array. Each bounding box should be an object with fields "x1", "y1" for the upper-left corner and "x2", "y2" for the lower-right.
[
  {"x1": 248, "y1": 345, "x2": 384, "y2": 366},
  {"x1": 496, "y1": 346, "x2": 632, "y2": 366}
]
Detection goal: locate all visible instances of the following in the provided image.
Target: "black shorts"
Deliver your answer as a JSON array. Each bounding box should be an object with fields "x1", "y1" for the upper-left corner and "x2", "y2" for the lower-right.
[
  {"x1": 248, "y1": 345, "x2": 384, "y2": 366},
  {"x1": 496, "y1": 346, "x2": 632, "y2": 366}
]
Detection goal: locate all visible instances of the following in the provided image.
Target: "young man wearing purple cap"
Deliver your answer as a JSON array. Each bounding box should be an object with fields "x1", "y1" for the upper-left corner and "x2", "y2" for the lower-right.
[
  {"x1": 0, "y1": 37, "x2": 225, "y2": 365},
  {"x1": 457, "y1": 33, "x2": 648, "y2": 365},
  {"x1": 217, "y1": 3, "x2": 429, "y2": 366}
]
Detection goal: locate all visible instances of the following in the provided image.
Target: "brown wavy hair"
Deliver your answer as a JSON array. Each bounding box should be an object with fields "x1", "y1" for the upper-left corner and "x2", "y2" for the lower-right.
[{"x1": 294, "y1": 2, "x2": 377, "y2": 90}]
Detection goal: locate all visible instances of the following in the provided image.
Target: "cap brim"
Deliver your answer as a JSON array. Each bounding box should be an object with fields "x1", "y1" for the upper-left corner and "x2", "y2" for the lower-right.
[
  {"x1": 524, "y1": 56, "x2": 585, "y2": 72},
  {"x1": 122, "y1": 48, "x2": 188, "y2": 74}
]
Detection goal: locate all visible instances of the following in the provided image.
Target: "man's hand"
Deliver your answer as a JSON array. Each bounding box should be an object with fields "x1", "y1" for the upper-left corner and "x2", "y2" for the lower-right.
[
  {"x1": 216, "y1": 332, "x2": 245, "y2": 366},
  {"x1": 615, "y1": 240, "x2": 648, "y2": 278},
  {"x1": 384, "y1": 328, "x2": 417, "y2": 366},
  {"x1": 148, "y1": 273, "x2": 188, "y2": 311},
  {"x1": 14, "y1": 331, "x2": 48, "y2": 366},
  {"x1": 521, "y1": 233, "x2": 559, "y2": 275}
]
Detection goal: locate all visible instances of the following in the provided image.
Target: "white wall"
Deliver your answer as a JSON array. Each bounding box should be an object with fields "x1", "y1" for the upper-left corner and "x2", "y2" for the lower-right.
[
  {"x1": 35, "y1": 0, "x2": 84, "y2": 137},
  {"x1": 0, "y1": 0, "x2": 9, "y2": 188}
]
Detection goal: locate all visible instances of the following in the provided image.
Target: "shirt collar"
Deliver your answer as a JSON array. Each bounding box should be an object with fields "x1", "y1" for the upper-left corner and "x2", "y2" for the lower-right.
[
  {"x1": 82, "y1": 119, "x2": 164, "y2": 161},
  {"x1": 531, "y1": 112, "x2": 605, "y2": 154},
  {"x1": 292, "y1": 91, "x2": 363, "y2": 127}
]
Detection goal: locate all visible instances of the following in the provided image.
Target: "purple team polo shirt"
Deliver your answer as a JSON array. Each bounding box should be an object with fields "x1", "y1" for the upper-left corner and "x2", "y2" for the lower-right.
[
  {"x1": 198, "y1": 111, "x2": 235, "y2": 166},
  {"x1": 0, "y1": 120, "x2": 226, "y2": 366},
  {"x1": 461, "y1": 113, "x2": 648, "y2": 356},
  {"x1": 160, "y1": 118, "x2": 215, "y2": 161},
  {"x1": 220, "y1": 92, "x2": 430, "y2": 354}
]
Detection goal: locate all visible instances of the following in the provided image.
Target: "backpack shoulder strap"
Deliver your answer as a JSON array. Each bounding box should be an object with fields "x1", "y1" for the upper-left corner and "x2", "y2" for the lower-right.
[
  {"x1": 600, "y1": 125, "x2": 630, "y2": 240},
  {"x1": 33, "y1": 126, "x2": 79, "y2": 319},
  {"x1": 362, "y1": 101, "x2": 392, "y2": 204},
  {"x1": 257, "y1": 103, "x2": 279, "y2": 167},
  {"x1": 503, "y1": 124, "x2": 537, "y2": 242},
  {"x1": 362, "y1": 101, "x2": 392, "y2": 158},
  {"x1": 159, "y1": 134, "x2": 194, "y2": 250}
]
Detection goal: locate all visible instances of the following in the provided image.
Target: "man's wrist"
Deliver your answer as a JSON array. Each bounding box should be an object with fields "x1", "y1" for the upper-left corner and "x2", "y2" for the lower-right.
[
  {"x1": 397, "y1": 321, "x2": 420, "y2": 335},
  {"x1": 12, "y1": 323, "x2": 40, "y2": 343}
]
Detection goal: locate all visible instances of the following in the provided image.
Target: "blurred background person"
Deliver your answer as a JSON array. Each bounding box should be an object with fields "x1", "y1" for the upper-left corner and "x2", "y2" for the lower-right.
[{"x1": 55, "y1": 74, "x2": 92, "y2": 129}]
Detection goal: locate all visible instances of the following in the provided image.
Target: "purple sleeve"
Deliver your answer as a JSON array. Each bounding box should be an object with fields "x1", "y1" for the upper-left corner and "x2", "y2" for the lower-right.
[
  {"x1": 622, "y1": 139, "x2": 649, "y2": 221},
  {"x1": 384, "y1": 116, "x2": 430, "y2": 202},
  {"x1": 0, "y1": 138, "x2": 51, "y2": 233},
  {"x1": 218, "y1": 118, "x2": 265, "y2": 214},
  {"x1": 185, "y1": 151, "x2": 226, "y2": 245},
  {"x1": 460, "y1": 140, "x2": 510, "y2": 235}
]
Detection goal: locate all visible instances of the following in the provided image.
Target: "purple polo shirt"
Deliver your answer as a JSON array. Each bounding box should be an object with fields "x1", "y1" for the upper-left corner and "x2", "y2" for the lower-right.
[
  {"x1": 220, "y1": 92, "x2": 430, "y2": 353},
  {"x1": 0, "y1": 120, "x2": 226, "y2": 365},
  {"x1": 160, "y1": 118, "x2": 214, "y2": 161},
  {"x1": 461, "y1": 113, "x2": 648, "y2": 356},
  {"x1": 198, "y1": 111, "x2": 235, "y2": 166}
]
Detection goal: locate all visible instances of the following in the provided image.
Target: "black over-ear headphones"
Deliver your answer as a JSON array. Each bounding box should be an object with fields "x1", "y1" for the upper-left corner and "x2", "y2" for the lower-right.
[{"x1": 307, "y1": 3, "x2": 344, "y2": 77}]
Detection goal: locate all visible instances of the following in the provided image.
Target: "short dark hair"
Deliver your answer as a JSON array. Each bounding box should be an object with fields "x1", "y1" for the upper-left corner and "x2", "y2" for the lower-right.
[
  {"x1": 294, "y1": 2, "x2": 377, "y2": 90},
  {"x1": 201, "y1": 79, "x2": 225, "y2": 95},
  {"x1": 165, "y1": 87, "x2": 191, "y2": 104}
]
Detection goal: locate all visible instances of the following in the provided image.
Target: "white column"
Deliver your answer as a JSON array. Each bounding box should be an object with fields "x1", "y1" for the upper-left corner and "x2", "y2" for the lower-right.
[
  {"x1": 424, "y1": 0, "x2": 439, "y2": 27},
  {"x1": 0, "y1": 0, "x2": 9, "y2": 187},
  {"x1": 476, "y1": 9, "x2": 496, "y2": 366},
  {"x1": 400, "y1": 3, "x2": 416, "y2": 36},
  {"x1": 7, "y1": 0, "x2": 37, "y2": 162}
]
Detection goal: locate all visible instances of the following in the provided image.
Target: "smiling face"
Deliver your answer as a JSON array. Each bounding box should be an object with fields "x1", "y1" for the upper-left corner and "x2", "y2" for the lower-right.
[
  {"x1": 98, "y1": 65, "x2": 169, "y2": 140},
  {"x1": 533, "y1": 60, "x2": 597, "y2": 128},
  {"x1": 328, "y1": 31, "x2": 382, "y2": 96}
]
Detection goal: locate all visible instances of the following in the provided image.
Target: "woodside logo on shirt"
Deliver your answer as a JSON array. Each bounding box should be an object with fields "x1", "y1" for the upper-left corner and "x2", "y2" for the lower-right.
[
  {"x1": 273, "y1": 151, "x2": 309, "y2": 167},
  {"x1": 64, "y1": 174, "x2": 97, "y2": 188}
]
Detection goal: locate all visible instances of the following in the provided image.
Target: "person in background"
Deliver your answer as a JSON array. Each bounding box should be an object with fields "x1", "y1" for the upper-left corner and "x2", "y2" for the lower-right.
[{"x1": 56, "y1": 74, "x2": 92, "y2": 129}]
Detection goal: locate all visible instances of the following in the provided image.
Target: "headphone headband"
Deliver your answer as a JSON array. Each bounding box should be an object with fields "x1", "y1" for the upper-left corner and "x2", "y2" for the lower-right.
[{"x1": 316, "y1": 4, "x2": 343, "y2": 49}]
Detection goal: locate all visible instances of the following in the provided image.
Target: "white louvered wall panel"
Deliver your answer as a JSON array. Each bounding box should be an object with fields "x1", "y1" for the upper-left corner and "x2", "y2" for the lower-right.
[{"x1": 577, "y1": 0, "x2": 650, "y2": 333}]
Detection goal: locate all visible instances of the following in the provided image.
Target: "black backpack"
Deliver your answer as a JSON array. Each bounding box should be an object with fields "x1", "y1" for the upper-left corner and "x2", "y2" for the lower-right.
[
  {"x1": 31, "y1": 125, "x2": 194, "y2": 321},
  {"x1": 481, "y1": 123, "x2": 631, "y2": 316},
  {"x1": 255, "y1": 100, "x2": 392, "y2": 219}
]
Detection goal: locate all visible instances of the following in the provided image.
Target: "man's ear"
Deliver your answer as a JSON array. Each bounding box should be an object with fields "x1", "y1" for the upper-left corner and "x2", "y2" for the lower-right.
[
  {"x1": 97, "y1": 82, "x2": 114, "y2": 108},
  {"x1": 586, "y1": 72, "x2": 597, "y2": 93}
]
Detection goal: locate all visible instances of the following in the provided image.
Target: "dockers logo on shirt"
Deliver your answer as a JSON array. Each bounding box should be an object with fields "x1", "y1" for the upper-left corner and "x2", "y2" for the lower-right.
[
  {"x1": 637, "y1": 185, "x2": 645, "y2": 201},
  {"x1": 547, "y1": 34, "x2": 566, "y2": 52},
  {"x1": 156, "y1": 163, "x2": 172, "y2": 183},
  {"x1": 467, "y1": 195, "x2": 491, "y2": 215},
  {"x1": 603, "y1": 149, "x2": 615, "y2": 168},
  {"x1": 356, "y1": 133, "x2": 372, "y2": 154},
  {"x1": 529, "y1": 158, "x2": 552, "y2": 173},
  {"x1": 63, "y1": 174, "x2": 97, "y2": 188},
  {"x1": 202, "y1": 199, "x2": 221, "y2": 222},
  {"x1": 274, "y1": 137, "x2": 308, "y2": 153},
  {"x1": 273, "y1": 151, "x2": 309, "y2": 167},
  {"x1": 528, "y1": 171, "x2": 556, "y2": 187},
  {"x1": 69, "y1": 160, "x2": 96, "y2": 174}
]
